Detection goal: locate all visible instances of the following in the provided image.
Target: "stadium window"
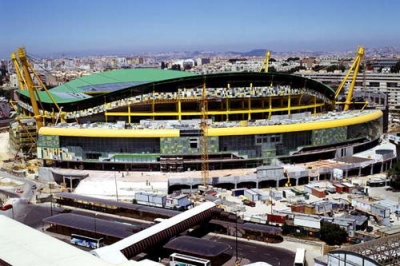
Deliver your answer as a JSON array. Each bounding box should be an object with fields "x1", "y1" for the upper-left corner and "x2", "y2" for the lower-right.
[{"x1": 189, "y1": 138, "x2": 199, "y2": 149}]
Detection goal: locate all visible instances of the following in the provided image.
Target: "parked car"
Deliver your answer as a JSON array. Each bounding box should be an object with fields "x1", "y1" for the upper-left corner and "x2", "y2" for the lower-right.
[
  {"x1": 242, "y1": 199, "x2": 256, "y2": 207},
  {"x1": 1, "y1": 204, "x2": 12, "y2": 211}
]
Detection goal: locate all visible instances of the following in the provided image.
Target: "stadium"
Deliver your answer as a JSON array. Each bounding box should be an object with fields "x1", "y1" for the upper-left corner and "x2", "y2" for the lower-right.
[{"x1": 12, "y1": 65, "x2": 384, "y2": 174}]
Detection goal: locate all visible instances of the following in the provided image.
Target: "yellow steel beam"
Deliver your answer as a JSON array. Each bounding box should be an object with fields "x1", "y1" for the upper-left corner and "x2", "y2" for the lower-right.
[
  {"x1": 39, "y1": 110, "x2": 381, "y2": 138},
  {"x1": 38, "y1": 127, "x2": 180, "y2": 138},
  {"x1": 334, "y1": 46, "x2": 365, "y2": 111},
  {"x1": 208, "y1": 110, "x2": 382, "y2": 136},
  {"x1": 17, "y1": 47, "x2": 43, "y2": 129}
]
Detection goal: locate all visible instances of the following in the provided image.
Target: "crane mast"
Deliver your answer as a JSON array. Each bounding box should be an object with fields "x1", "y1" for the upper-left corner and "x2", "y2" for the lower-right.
[
  {"x1": 259, "y1": 51, "x2": 271, "y2": 73},
  {"x1": 11, "y1": 52, "x2": 26, "y2": 90},
  {"x1": 17, "y1": 47, "x2": 44, "y2": 129},
  {"x1": 200, "y1": 81, "x2": 209, "y2": 187},
  {"x1": 335, "y1": 46, "x2": 365, "y2": 111},
  {"x1": 13, "y1": 47, "x2": 63, "y2": 129}
]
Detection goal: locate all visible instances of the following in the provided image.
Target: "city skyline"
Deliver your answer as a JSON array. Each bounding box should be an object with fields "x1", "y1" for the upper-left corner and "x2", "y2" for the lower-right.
[{"x1": 1, "y1": 0, "x2": 400, "y2": 59}]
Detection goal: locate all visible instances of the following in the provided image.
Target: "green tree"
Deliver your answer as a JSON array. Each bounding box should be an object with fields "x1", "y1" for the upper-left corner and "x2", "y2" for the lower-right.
[
  {"x1": 326, "y1": 65, "x2": 338, "y2": 72},
  {"x1": 387, "y1": 161, "x2": 400, "y2": 189},
  {"x1": 391, "y1": 60, "x2": 400, "y2": 73},
  {"x1": 281, "y1": 222, "x2": 291, "y2": 235},
  {"x1": 287, "y1": 57, "x2": 300, "y2": 62},
  {"x1": 320, "y1": 222, "x2": 347, "y2": 245},
  {"x1": 268, "y1": 66, "x2": 277, "y2": 73},
  {"x1": 312, "y1": 65, "x2": 324, "y2": 72},
  {"x1": 287, "y1": 66, "x2": 306, "y2": 73},
  {"x1": 160, "y1": 61, "x2": 166, "y2": 69},
  {"x1": 171, "y1": 64, "x2": 181, "y2": 71}
]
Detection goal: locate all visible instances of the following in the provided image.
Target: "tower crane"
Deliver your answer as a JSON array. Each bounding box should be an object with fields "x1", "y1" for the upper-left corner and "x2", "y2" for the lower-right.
[
  {"x1": 334, "y1": 46, "x2": 366, "y2": 111},
  {"x1": 16, "y1": 47, "x2": 44, "y2": 129},
  {"x1": 10, "y1": 52, "x2": 26, "y2": 90},
  {"x1": 13, "y1": 47, "x2": 62, "y2": 129},
  {"x1": 259, "y1": 51, "x2": 271, "y2": 73},
  {"x1": 200, "y1": 80, "x2": 209, "y2": 187},
  {"x1": 10, "y1": 47, "x2": 65, "y2": 159}
]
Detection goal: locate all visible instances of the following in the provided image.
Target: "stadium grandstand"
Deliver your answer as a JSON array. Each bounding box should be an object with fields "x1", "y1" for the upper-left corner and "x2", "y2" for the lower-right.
[{"x1": 11, "y1": 68, "x2": 384, "y2": 173}]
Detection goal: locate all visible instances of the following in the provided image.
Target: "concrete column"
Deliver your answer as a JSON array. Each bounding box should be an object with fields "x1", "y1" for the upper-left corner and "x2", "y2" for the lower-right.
[
  {"x1": 370, "y1": 165, "x2": 373, "y2": 175},
  {"x1": 396, "y1": 145, "x2": 400, "y2": 161},
  {"x1": 358, "y1": 167, "x2": 361, "y2": 176}
]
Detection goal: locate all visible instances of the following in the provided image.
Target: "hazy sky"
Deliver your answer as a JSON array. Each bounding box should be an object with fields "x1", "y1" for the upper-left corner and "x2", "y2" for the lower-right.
[{"x1": 1, "y1": 0, "x2": 400, "y2": 58}]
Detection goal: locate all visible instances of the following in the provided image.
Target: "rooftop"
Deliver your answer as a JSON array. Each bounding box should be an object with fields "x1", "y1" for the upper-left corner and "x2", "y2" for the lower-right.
[{"x1": 18, "y1": 68, "x2": 197, "y2": 104}]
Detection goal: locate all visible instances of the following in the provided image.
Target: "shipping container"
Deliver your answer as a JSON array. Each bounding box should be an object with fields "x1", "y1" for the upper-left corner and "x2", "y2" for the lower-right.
[
  {"x1": 231, "y1": 188, "x2": 245, "y2": 197},
  {"x1": 304, "y1": 185, "x2": 313, "y2": 194},
  {"x1": 244, "y1": 189, "x2": 259, "y2": 202},
  {"x1": 304, "y1": 205, "x2": 315, "y2": 214},
  {"x1": 291, "y1": 205, "x2": 305, "y2": 213},
  {"x1": 326, "y1": 184, "x2": 336, "y2": 193},
  {"x1": 135, "y1": 192, "x2": 150, "y2": 202},
  {"x1": 294, "y1": 216, "x2": 321, "y2": 229},
  {"x1": 282, "y1": 189, "x2": 295, "y2": 199},
  {"x1": 311, "y1": 188, "x2": 326, "y2": 198},
  {"x1": 252, "y1": 189, "x2": 269, "y2": 201},
  {"x1": 267, "y1": 213, "x2": 287, "y2": 225},
  {"x1": 333, "y1": 183, "x2": 345, "y2": 193},
  {"x1": 342, "y1": 182, "x2": 355, "y2": 193},
  {"x1": 270, "y1": 190, "x2": 282, "y2": 200}
]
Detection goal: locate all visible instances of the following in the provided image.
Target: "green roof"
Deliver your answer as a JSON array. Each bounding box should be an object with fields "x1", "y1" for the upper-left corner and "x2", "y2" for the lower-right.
[{"x1": 18, "y1": 69, "x2": 197, "y2": 104}]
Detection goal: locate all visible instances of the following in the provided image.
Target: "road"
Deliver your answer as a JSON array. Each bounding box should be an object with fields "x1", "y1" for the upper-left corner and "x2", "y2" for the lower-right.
[{"x1": 205, "y1": 234, "x2": 295, "y2": 265}]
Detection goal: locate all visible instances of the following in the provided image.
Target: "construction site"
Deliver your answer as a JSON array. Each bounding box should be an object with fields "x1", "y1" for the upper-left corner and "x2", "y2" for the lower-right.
[{"x1": 4, "y1": 46, "x2": 400, "y2": 265}]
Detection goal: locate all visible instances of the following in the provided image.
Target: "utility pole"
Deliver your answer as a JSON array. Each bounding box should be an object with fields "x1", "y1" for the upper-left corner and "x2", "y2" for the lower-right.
[
  {"x1": 113, "y1": 167, "x2": 119, "y2": 202},
  {"x1": 235, "y1": 211, "x2": 240, "y2": 265},
  {"x1": 49, "y1": 182, "x2": 53, "y2": 216},
  {"x1": 94, "y1": 213, "x2": 98, "y2": 235}
]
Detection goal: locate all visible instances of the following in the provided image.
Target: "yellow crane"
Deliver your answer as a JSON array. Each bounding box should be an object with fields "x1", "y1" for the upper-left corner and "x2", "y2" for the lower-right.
[
  {"x1": 11, "y1": 52, "x2": 26, "y2": 90},
  {"x1": 259, "y1": 51, "x2": 271, "y2": 73},
  {"x1": 334, "y1": 46, "x2": 366, "y2": 111},
  {"x1": 200, "y1": 80, "x2": 209, "y2": 187},
  {"x1": 16, "y1": 47, "x2": 44, "y2": 128},
  {"x1": 284, "y1": 169, "x2": 291, "y2": 187},
  {"x1": 13, "y1": 47, "x2": 62, "y2": 129}
]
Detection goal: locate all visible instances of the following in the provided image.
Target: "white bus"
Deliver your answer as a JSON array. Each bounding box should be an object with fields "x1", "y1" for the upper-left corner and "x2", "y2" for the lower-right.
[
  {"x1": 294, "y1": 248, "x2": 306, "y2": 266},
  {"x1": 169, "y1": 253, "x2": 211, "y2": 266},
  {"x1": 70, "y1": 234, "x2": 104, "y2": 249}
]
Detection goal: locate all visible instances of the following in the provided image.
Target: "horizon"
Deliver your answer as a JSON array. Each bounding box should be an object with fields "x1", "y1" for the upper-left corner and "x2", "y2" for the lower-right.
[{"x1": 1, "y1": 0, "x2": 400, "y2": 59}]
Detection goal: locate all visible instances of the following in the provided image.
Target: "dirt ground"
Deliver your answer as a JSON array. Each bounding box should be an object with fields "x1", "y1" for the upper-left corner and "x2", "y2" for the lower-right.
[{"x1": 0, "y1": 132, "x2": 13, "y2": 168}]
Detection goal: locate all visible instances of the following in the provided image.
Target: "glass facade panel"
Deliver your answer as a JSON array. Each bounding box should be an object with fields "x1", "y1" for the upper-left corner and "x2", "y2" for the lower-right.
[{"x1": 60, "y1": 137, "x2": 160, "y2": 154}]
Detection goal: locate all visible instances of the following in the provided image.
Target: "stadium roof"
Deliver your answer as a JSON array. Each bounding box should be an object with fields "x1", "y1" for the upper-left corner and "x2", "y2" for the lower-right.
[
  {"x1": 17, "y1": 68, "x2": 197, "y2": 104},
  {"x1": 17, "y1": 70, "x2": 335, "y2": 112}
]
